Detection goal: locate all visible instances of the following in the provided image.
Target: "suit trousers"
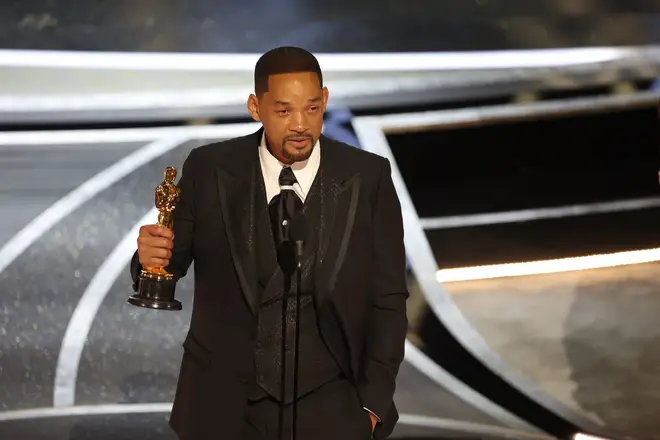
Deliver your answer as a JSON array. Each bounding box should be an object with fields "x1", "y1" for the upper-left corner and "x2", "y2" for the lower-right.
[{"x1": 241, "y1": 376, "x2": 374, "y2": 440}]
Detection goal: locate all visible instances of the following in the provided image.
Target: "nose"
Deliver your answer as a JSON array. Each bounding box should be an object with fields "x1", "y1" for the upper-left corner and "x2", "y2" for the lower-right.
[{"x1": 289, "y1": 111, "x2": 309, "y2": 133}]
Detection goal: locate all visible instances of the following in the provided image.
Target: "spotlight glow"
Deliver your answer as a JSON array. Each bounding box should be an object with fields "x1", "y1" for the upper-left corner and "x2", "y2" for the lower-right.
[
  {"x1": 573, "y1": 433, "x2": 613, "y2": 440},
  {"x1": 436, "y1": 247, "x2": 660, "y2": 283},
  {"x1": 0, "y1": 47, "x2": 627, "y2": 71}
]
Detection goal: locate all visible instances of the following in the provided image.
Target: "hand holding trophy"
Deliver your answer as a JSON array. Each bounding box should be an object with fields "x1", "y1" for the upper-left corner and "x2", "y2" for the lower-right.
[{"x1": 128, "y1": 166, "x2": 183, "y2": 310}]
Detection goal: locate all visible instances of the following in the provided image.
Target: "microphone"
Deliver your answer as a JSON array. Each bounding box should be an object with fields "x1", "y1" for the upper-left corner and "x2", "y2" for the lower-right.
[
  {"x1": 289, "y1": 213, "x2": 307, "y2": 266},
  {"x1": 289, "y1": 213, "x2": 306, "y2": 243},
  {"x1": 278, "y1": 214, "x2": 306, "y2": 278}
]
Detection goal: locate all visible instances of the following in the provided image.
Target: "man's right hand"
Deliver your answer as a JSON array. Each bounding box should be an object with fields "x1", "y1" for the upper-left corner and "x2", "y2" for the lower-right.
[{"x1": 137, "y1": 224, "x2": 174, "y2": 269}]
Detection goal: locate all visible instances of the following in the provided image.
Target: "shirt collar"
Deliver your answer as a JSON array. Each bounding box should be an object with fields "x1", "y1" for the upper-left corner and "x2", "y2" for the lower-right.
[{"x1": 258, "y1": 132, "x2": 321, "y2": 195}]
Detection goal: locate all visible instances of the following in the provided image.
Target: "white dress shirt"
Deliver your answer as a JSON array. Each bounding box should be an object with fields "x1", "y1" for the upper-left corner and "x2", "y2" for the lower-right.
[{"x1": 257, "y1": 133, "x2": 380, "y2": 426}]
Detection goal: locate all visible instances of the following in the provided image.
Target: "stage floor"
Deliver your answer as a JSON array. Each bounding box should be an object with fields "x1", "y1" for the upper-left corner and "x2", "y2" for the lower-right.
[
  {"x1": 0, "y1": 411, "x2": 552, "y2": 440},
  {"x1": 1, "y1": 75, "x2": 658, "y2": 438},
  {"x1": 0, "y1": 128, "x2": 551, "y2": 439},
  {"x1": 445, "y1": 262, "x2": 660, "y2": 439}
]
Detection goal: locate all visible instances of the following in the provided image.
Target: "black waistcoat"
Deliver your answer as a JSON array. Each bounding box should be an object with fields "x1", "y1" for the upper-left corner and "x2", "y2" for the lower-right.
[{"x1": 249, "y1": 168, "x2": 342, "y2": 403}]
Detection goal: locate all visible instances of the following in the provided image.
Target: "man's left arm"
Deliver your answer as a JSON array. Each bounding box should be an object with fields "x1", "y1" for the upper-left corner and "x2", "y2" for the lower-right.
[{"x1": 358, "y1": 157, "x2": 409, "y2": 426}]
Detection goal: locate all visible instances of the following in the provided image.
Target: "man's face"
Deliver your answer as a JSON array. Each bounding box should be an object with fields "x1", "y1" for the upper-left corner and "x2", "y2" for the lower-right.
[{"x1": 248, "y1": 72, "x2": 328, "y2": 164}]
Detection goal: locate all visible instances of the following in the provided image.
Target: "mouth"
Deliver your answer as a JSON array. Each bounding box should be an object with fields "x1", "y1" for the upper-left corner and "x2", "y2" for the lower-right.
[{"x1": 286, "y1": 138, "x2": 311, "y2": 148}]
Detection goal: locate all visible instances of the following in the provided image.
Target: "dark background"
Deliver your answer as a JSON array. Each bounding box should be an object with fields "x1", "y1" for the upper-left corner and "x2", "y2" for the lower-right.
[
  {"x1": 3, "y1": 0, "x2": 660, "y2": 53},
  {"x1": 389, "y1": 104, "x2": 660, "y2": 268}
]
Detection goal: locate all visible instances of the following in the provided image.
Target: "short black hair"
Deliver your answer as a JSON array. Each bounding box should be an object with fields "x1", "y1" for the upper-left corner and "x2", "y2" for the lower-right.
[{"x1": 254, "y1": 46, "x2": 323, "y2": 97}]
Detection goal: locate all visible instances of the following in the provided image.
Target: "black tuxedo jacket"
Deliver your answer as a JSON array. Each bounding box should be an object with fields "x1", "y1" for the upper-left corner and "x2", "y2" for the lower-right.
[{"x1": 130, "y1": 129, "x2": 408, "y2": 440}]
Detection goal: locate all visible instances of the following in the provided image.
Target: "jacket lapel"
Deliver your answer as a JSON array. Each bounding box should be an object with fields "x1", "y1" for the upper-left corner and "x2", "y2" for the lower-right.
[
  {"x1": 215, "y1": 131, "x2": 263, "y2": 315},
  {"x1": 296, "y1": 170, "x2": 323, "y2": 290},
  {"x1": 313, "y1": 137, "x2": 361, "y2": 308},
  {"x1": 214, "y1": 131, "x2": 361, "y2": 312}
]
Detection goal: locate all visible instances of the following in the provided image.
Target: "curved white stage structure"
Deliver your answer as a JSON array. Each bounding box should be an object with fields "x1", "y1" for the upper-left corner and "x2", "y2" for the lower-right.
[
  {"x1": 0, "y1": 44, "x2": 657, "y2": 440},
  {"x1": 0, "y1": 46, "x2": 659, "y2": 124}
]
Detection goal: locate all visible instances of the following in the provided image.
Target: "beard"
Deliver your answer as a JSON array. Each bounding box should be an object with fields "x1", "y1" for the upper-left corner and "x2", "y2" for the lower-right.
[{"x1": 281, "y1": 134, "x2": 316, "y2": 162}]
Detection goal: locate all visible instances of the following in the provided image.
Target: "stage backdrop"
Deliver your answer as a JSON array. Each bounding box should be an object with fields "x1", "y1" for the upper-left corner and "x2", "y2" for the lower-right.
[{"x1": 1, "y1": 0, "x2": 660, "y2": 53}]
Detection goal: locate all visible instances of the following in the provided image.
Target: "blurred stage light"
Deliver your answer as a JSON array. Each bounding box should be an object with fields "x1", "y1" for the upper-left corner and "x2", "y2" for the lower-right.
[
  {"x1": 573, "y1": 434, "x2": 614, "y2": 440},
  {"x1": 0, "y1": 47, "x2": 626, "y2": 71},
  {"x1": 436, "y1": 247, "x2": 660, "y2": 283}
]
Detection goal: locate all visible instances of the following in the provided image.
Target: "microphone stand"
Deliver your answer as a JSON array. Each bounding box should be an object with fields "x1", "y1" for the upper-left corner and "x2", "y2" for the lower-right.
[
  {"x1": 291, "y1": 240, "x2": 304, "y2": 440},
  {"x1": 278, "y1": 240, "x2": 304, "y2": 440},
  {"x1": 278, "y1": 267, "x2": 289, "y2": 440}
]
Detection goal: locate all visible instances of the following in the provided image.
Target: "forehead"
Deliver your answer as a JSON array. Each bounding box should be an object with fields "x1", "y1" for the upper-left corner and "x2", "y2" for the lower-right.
[{"x1": 264, "y1": 72, "x2": 321, "y2": 99}]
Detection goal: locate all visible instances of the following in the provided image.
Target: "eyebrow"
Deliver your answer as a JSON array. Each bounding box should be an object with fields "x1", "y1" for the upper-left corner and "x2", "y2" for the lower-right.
[{"x1": 274, "y1": 97, "x2": 322, "y2": 106}]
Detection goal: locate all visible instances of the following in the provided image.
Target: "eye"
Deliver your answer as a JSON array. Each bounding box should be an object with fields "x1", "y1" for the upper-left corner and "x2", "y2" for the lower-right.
[
  {"x1": 309, "y1": 106, "x2": 319, "y2": 112},
  {"x1": 277, "y1": 110, "x2": 289, "y2": 116}
]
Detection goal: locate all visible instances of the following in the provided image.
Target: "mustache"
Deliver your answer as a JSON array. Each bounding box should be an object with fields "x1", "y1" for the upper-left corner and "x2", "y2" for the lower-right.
[{"x1": 284, "y1": 134, "x2": 313, "y2": 141}]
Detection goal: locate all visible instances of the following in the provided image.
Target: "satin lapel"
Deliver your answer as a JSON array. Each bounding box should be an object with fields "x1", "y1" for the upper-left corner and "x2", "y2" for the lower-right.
[
  {"x1": 216, "y1": 164, "x2": 260, "y2": 315},
  {"x1": 314, "y1": 143, "x2": 361, "y2": 308},
  {"x1": 298, "y1": 171, "x2": 322, "y2": 287},
  {"x1": 254, "y1": 170, "x2": 280, "y2": 295}
]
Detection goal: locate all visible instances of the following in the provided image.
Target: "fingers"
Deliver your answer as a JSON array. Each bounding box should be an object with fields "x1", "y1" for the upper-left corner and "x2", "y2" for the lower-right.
[
  {"x1": 137, "y1": 249, "x2": 172, "y2": 268},
  {"x1": 138, "y1": 248, "x2": 172, "y2": 268},
  {"x1": 142, "y1": 257, "x2": 170, "y2": 268},
  {"x1": 140, "y1": 224, "x2": 174, "y2": 239},
  {"x1": 137, "y1": 224, "x2": 174, "y2": 268},
  {"x1": 138, "y1": 236, "x2": 173, "y2": 251},
  {"x1": 139, "y1": 243, "x2": 172, "y2": 259}
]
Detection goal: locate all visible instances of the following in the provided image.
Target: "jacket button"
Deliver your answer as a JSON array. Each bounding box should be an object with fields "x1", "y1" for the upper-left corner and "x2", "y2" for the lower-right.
[{"x1": 239, "y1": 378, "x2": 248, "y2": 384}]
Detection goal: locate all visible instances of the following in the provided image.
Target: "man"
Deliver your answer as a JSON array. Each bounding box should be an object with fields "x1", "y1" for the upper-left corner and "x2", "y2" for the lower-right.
[{"x1": 131, "y1": 46, "x2": 408, "y2": 440}]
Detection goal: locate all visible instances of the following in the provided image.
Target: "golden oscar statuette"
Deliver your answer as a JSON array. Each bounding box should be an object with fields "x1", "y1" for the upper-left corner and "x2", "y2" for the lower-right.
[{"x1": 127, "y1": 166, "x2": 183, "y2": 311}]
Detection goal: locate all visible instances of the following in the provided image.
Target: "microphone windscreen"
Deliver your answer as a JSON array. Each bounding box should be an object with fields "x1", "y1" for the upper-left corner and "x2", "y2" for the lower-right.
[{"x1": 289, "y1": 213, "x2": 307, "y2": 242}]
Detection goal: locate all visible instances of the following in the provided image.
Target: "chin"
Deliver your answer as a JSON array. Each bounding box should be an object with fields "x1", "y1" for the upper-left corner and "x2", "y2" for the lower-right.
[{"x1": 284, "y1": 144, "x2": 314, "y2": 162}]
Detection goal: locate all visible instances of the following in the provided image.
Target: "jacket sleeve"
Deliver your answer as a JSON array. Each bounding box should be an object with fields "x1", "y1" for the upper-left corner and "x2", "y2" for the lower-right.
[
  {"x1": 130, "y1": 148, "x2": 198, "y2": 291},
  {"x1": 357, "y1": 157, "x2": 409, "y2": 427}
]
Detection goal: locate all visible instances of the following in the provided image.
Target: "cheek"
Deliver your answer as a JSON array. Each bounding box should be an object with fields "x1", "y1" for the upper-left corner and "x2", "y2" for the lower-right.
[
  {"x1": 262, "y1": 120, "x2": 283, "y2": 136},
  {"x1": 262, "y1": 122, "x2": 286, "y2": 146},
  {"x1": 308, "y1": 114, "x2": 324, "y2": 132},
  {"x1": 311, "y1": 127, "x2": 323, "y2": 139}
]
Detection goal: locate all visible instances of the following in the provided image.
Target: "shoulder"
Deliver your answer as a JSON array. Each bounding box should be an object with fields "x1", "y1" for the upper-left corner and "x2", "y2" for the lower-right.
[
  {"x1": 182, "y1": 129, "x2": 260, "y2": 171},
  {"x1": 193, "y1": 131, "x2": 259, "y2": 160},
  {"x1": 322, "y1": 136, "x2": 389, "y2": 174}
]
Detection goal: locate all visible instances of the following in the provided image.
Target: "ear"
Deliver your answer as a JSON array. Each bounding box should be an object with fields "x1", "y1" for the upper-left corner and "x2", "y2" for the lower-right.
[
  {"x1": 321, "y1": 87, "x2": 329, "y2": 112},
  {"x1": 247, "y1": 94, "x2": 261, "y2": 122}
]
